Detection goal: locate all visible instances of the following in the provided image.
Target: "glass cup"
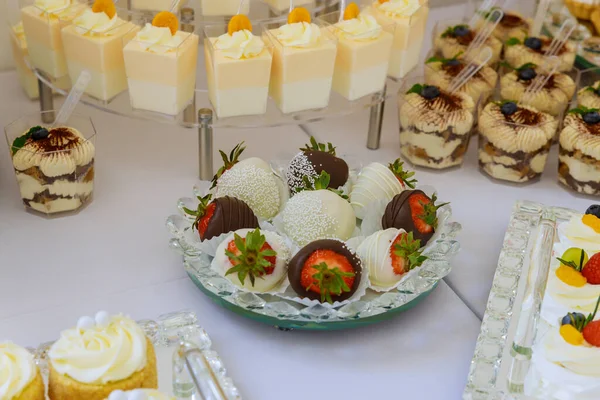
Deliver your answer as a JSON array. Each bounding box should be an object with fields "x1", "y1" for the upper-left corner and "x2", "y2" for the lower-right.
[
  {"x1": 4, "y1": 111, "x2": 97, "y2": 216},
  {"x1": 398, "y1": 76, "x2": 476, "y2": 169},
  {"x1": 463, "y1": 0, "x2": 535, "y2": 43},
  {"x1": 204, "y1": 23, "x2": 273, "y2": 119}
]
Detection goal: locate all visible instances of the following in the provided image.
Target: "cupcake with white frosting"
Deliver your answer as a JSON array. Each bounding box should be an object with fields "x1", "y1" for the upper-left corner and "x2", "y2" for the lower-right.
[
  {"x1": 0, "y1": 342, "x2": 45, "y2": 400},
  {"x1": 48, "y1": 312, "x2": 157, "y2": 400}
]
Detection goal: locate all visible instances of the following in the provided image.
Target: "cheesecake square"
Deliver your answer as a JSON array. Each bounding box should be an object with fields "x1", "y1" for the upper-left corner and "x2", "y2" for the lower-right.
[
  {"x1": 200, "y1": 0, "x2": 249, "y2": 16},
  {"x1": 204, "y1": 25, "x2": 273, "y2": 118},
  {"x1": 123, "y1": 26, "x2": 199, "y2": 116}
]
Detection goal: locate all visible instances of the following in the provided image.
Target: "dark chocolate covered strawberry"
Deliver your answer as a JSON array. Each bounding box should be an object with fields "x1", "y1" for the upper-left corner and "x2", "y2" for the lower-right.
[
  {"x1": 287, "y1": 137, "x2": 349, "y2": 194},
  {"x1": 184, "y1": 194, "x2": 259, "y2": 241},
  {"x1": 288, "y1": 239, "x2": 362, "y2": 303},
  {"x1": 381, "y1": 190, "x2": 449, "y2": 245}
]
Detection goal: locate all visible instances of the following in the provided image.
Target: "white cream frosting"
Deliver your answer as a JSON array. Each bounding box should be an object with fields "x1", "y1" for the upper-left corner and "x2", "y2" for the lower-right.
[
  {"x1": 335, "y1": 14, "x2": 382, "y2": 40},
  {"x1": 0, "y1": 342, "x2": 37, "y2": 400},
  {"x1": 49, "y1": 312, "x2": 148, "y2": 385},
  {"x1": 34, "y1": 0, "x2": 70, "y2": 13},
  {"x1": 109, "y1": 389, "x2": 175, "y2": 400},
  {"x1": 374, "y1": 0, "x2": 421, "y2": 17},
  {"x1": 275, "y1": 21, "x2": 322, "y2": 47},
  {"x1": 559, "y1": 113, "x2": 600, "y2": 161},
  {"x1": 214, "y1": 29, "x2": 265, "y2": 59},
  {"x1": 559, "y1": 216, "x2": 600, "y2": 254},
  {"x1": 73, "y1": 8, "x2": 119, "y2": 35},
  {"x1": 544, "y1": 329, "x2": 600, "y2": 377},
  {"x1": 357, "y1": 228, "x2": 407, "y2": 289},
  {"x1": 546, "y1": 269, "x2": 600, "y2": 318},
  {"x1": 135, "y1": 24, "x2": 184, "y2": 54},
  {"x1": 350, "y1": 162, "x2": 404, "y2": 219}
]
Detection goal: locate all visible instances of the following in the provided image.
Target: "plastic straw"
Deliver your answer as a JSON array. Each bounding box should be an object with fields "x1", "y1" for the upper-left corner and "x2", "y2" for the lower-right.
[
  {"x1": 468, "y1": 0, "x2": 496, "y2": 27},
  {"x1": 237, "y1": 0, "x2": 246, "y2": 15},
  {"x1": 464, "y1": 8, "x2": 503, "y2": 60},
  {"x1": 53, "y1": 70, "x2": 91, "y2": 127},
  {"x1": 520, "y1": 56, "x2": 561, "y2": 104},
  {"x1": 531, "y1": 0, "x2": 551, "y2": 37},
  {"x1": 449, "y1": 47, "x2": 493, "y2": 93}
]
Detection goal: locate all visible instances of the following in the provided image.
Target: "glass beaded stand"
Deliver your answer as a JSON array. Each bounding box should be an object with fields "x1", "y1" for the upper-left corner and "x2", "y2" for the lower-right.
[
  {"x1": 166, "y1": 184, "x2": 462, "y2": 331},
  {"x1": 464, "y1": 200, "x2": 577, "y2": 400},
  {"x1": 29, "y1": 311, "x2": 241, "y2": 400}
]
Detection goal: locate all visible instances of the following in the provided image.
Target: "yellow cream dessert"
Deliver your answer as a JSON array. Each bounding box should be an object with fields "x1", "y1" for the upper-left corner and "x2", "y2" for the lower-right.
[
  {"x1": 0, "y1": 342, "x2": 45, "y2": 400},
  {"x1": 205, "y1": 14, "x2": 273, "y2": 118},
  {"x1": 399, "y1": 82, "x2": 475, "y2": 169},
  {"x1": 107, "y1": 389, "x2": 175, "y2": 400},
  {"x1": 559, "y1": 107, "x2": 600, "y2": 196},
  {"x1": 322, "y1": 3, "x2": 393, "y2": 101},
  {"x1": 500, "y1": 64, "x2": 576, "y2": 117},
  {"x1": 48, "y1": 312, "x2": 157, "y2": 400},
  {"x1": 365, "y1": 0, "x2": 428, "y2": 79},
  {"x1": 200, "y1": 0, "x2": 249, "y2": 16},
  {"x1": 123, "y1": 11, "x2": 199, "y2": 115},
  {"x1": 478, "y1": 101, "x2": 558, "y2": 183},
  {"x1": 21, "y1": 0, "x2": 86, "y2": 78},
  {"x1": 577, "y1": 80, "x2": 600, "y2": 110},
  {"x1": 9, "y1": 22, "x2": 40, "y2": 99},
  {"x1": 433, "y1": 24, "x2": 503, "y2": 66},
  {"x1": 265, "y1": 7, "x2": 337, "y2": 114},
  {"x1": 62, "y1": 0, "x2": 140, "y2": 101},
  {"x1": 9, "y1": 124, "x2": 95, "y2": 215},
  {"x1": 504, "y1": 35, "x2": 576, "y2": 73},
  {"x1": 131, "y1": 0, "x2": 184, "y2": 13},
  {"x1": 565, "y1": 0, "x2": 599, "y2": 20}
]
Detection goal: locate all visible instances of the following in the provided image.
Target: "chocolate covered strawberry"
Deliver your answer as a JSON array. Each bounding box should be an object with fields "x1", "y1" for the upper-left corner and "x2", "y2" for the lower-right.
[
  {"x1": 287, "y1": 137, "x2": 349, "y2": 194},
  {"x1": 390, "y1": 232, "x2": 428, "y2": 276},
  {"x1": 288, "y1": 239, "x2": 362, "y2": 303},
  {"x1": 184, "y1": 194, "x2": 259, "y2": 241},
  {"x1": 381, "y1": 190, "x2": 449, "y2": 245}
]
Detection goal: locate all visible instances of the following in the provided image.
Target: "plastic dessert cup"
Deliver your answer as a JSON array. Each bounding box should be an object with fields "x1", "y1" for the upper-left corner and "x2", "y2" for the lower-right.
[
  {"x1": 398, "y1": 76, "x2": 476, "y2": 169},
  {"x1": 4, "y1": 111, "x2": 96, "y2": 216},
  {"x1": 262, "y1": 0, "x2": 313, "y2": 13},
  {"x1": 504, "y1": 35, "x2": 577, "y2": 74},
  {"x1": 123, "y1": 23, "x2": 199, "y2": 116},
  {"x1": 61, "y1": 6, "x2": 140, "y2": 102},
  {"x1": 262, "y1": 18, "x2": 338, "y2": 114},
  {"x1": 318, "y1": 9, "x2": 393, "y2": 101},
  {"x1": 9, "y1": 22, "x2": 40, "y2": 99},
  {"x1": 131, "y1": 0, "x2": 185, "y2": 12},
  {"x1": 363, "y1": 0, "x2": 428, "y2": 79},
  {"x1": 199, "y1": 0, "x2": 249, "y2": 16},
  {"x1": 204, "y1": 24, "x2": 273, "y2": 118},
  {"x1": 20, "y1": 0, "x2": 86, "y2": 79}
]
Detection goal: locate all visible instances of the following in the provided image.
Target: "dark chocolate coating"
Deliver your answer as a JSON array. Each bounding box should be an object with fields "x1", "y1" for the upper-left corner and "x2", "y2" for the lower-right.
[
  {"x1": 305, "y1": 151, "x2": 349, "y2": 190},
  {"x1": 203, "y1": 196, "x2": 259, "y2": 240},
  {"x1": 381, "y1": 190, "x2": 434, "y2": 245},
  {"x1": 288, "y1": 239, "x2": 362, "y2": 302}
]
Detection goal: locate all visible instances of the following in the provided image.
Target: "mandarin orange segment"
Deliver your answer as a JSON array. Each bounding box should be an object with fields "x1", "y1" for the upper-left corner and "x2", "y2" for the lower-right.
[
  {"x1": 228, "y1": 14, "x2": 252, "y2": 35},
  {"x1": 288, "y1": 7, "x2": 311, "y2": 24},
  {"x1": 92, "y1": 0, "x2": 116, "y2": 19},
  {"x1": 378, "y1": 0, "x2": 390, "y2": 3},
  {"x1": 583, "y1": 214, "x2": 600, "y2": 233},
  {"x1": 343, "y1": 2, "x2": 360, "y2": 20},
  {"x1": 152, "y1": 11, "x2": 179, "y2": 35}
]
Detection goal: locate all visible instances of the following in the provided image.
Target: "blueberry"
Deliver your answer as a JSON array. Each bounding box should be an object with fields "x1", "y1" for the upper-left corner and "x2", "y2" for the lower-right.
[
  {"x1": 30, "y1": 127, "x2": 49, "y2": 141},
  {"x1": 445, "y1": 59, "x2": 461, "y2": 66},
  {"x1": 524, "y1": 37, "x2": 543, "y2": 51},
  {"x1": 453, "y1": 25, "x2": 470, "y2": 37},
  {"x1": 561, "y1": 312, "x2": 585, "y2": 326},
  {"x1": 518, "y1": 68, "x2": 537, "y2": 81},
  {"x1": 585, "y1": 204, "x2": 600, "y2": 218},
  {"x1": 500, "y1": 102, "x2": 518, "y2": 116},
  {"x1": 421, "y1": 85, "x2": 440, "y2": 100},
  {"x1": 583, "y1": 111, "x2": 600, "y2": 125}
]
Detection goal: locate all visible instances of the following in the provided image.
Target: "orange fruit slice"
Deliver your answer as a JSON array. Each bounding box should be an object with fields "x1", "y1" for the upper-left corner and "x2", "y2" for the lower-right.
[
  {"x1": 152, "y1": 11, "x2": 179, "y2": 35},
  {"x1": 228, "y1": 14, "x2": 252, "y2": 35},
  {"x1": 288, "y1": 7, "x2": 311, "y2": 24},
  {"x1": 92, "y1": 0, "x2": 116, "y2": 19},
  {"x1": 378, "y1": 0, "x2": 390, "y2": 3},
  {"x1": 343, "y1": 2, "x2": 360, "y2": 20}
]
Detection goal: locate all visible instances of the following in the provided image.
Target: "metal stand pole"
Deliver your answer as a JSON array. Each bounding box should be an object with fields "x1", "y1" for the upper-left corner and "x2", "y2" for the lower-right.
[
  {"x1": 198, "y1": 109, "x2": 214, "y2": 180},
  {"x1": 367, "y1": 85, "x2": 386, "y2": 150},
  {"x1": 38, "y1": 75, "x2": 55, "y2": 123}
]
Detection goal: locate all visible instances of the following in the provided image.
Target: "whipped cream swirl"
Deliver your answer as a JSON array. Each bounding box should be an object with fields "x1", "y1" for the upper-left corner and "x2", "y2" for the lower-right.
[
  {"x1": 34, "y1": 0, "x2": 70, "y2": 13},
  {"x1": 275, "y1": 21, "x2": 322, "y2": 47},
  {"x1": 560, "y1": 114, "x2": 600, "y2": 161},
  {"x1": 135, "y1": 23, "x2": 183, "y2": 54},
  {"x1": 559, "y1": 215, "x2": 600, "y2": 253},
  {"x1": 335, "y1": 14, "x2": 381, "y2": 40},
  {"x1": 49, "y1": 313, "x2": 148, "y2": 384},
  {"x1": 74, "y1": 8, "x2": 118, "y2": 34},
  {"x1": 0, "y1": 342, "x2": 37, "y2": 400},
  {"x1": 375, "y1": 0, "x2": 421, "y2": 17},
  {"x1": 214, "y1": 29, "x2": 265, "y2": 59},
  {"x1": 543, "y1": 329, "x2": 600, "y2": 377}
]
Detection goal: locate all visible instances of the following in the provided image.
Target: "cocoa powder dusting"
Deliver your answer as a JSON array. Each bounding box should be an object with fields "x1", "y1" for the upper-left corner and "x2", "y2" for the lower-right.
[
  {"x1": 501, "y1": 14, "x2": 526, "y2": 28},
  {"x1": 27, "y1": 127, "x2": 82, "y2": 152},
  {"x1": 503, "y1": 107, "x2": 542, "y2": 126}
]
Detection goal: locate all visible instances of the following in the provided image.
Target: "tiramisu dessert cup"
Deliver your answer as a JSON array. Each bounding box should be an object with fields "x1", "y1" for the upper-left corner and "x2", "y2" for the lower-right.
[
  {"x1": 576, "y1": 72, "x2": 600, "y2": 110},
  {"x1": 363, "y1": 0, "x2": 428, "y2": 79},
  {"x1": 480, "y1": 9, "x2": 530, "y2": 42},
  {"x1": 204, "y1": 15, "x2": 273, "y2": 118},
  {"x1": 558, "y1": 106, "x2": 600, "y2": 196},
  {"x1": 123, "y1": 11, "x2": 199, "y2": 116},
  {"x1": 318, "y1": 4, "x2": 393, "y2": 101},
  {"x1": 432, "y1": 20, "x2": 503, "y2": 66},
  {"x1": 504, "y1": 35, "x2": 577, "y2": 73},
  {"x1": 5, "y1": 111, "x2": 96, "y2": 215},
  {"x1": 199, "y1": 0, "x2": 249, "y2": 16},
  {"x1": 61, "y1": 0, "x2": 141, "y2": 102},
  {"x1": 478, "y1": 100, "x2": 558, "y2": 183},
  {"x1": 398, "y1": 76, "x2": 476, "y2": 169},
  {"x1": 263, "y1": 7, "x2": 337, "y2": 114},
  {"x1": 20, "y1": 0, "x2": 86, "y2": 78}
]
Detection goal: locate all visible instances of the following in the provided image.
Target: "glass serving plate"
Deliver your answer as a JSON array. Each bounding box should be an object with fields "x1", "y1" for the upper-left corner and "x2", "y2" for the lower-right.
[
  {"x1": 464, "y1": 200, "x2": 579, "y2": 400},
  {"x1": 28, "y1": 310, "x2": 241, "y2": 400},
  {"x1": 166, "y1": 184, "x2": 462, "y2": 331}
]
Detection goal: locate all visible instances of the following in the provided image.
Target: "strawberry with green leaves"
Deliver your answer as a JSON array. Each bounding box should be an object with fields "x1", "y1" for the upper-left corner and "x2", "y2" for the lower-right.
[
  {"x1": 559, "y1": 296, "x2": 600, "y2": 347},
  {"x1": 390, "y1": 231, "x2": 428, "y2": 277},
  {"x1": 210, "y1": 142, "x2": 245, "y2": 189}
]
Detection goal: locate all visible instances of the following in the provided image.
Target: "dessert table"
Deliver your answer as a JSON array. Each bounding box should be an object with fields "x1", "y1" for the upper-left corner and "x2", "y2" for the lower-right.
[{"x1": 0, "y1": 2, "x2": 596, "y2": 399}]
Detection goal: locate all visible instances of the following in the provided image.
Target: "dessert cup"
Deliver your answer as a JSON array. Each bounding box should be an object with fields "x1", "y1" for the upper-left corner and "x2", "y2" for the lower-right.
[
  {"x1": 130, "y1": 0, "x2": 184, "y2": 13},
  {"x1": 575, "y1": 68, "x2": 600, "y2": 110},
  {"x1": 8, "y1": 21, "x2": 40, "y2": 99},
  {"x1": 398, "y1": 76, "x2": 476, "y2": 169},
  {"x1": 504, "y1": 35, "x2": 577, "y2": 73},
  {"x1": 317, "y1": 9, "x2": 393, "y2": 101},
  {"x1": 123, "y1": 19, "x2": 199, "y2": 116},
  {"x1": 262, "y1": 0, "x2": 313, "y2": 13},
  {"x1": 61, "y1": 5, "x2": 141, "y2": 102},
  {"x1": 20, "y1": 0, "x2": 87, "y2": 79},
  {"x1": 199, "y1": 0, "x2": 249, "y2": 16},
  {"x1": 204, "y1": 23, "x2": 273, "y2": 118},
  {"x1": 478, "y1": 101, "x2": 558, "y2": 183},
  {"x1": 4, "y1": 111, "x2": 96, "y2": 216},
  {"x1": 565, "y1": 0, "x2": 600, "y2": 20},
  {"x1": 432, "y1": 19, "x2": 502, "y2": 66},
  {"x1": 465, "y1": 1, "x2": 534, "y2": 42},
  {"x1": 262, "y1": 17, "x2": 337, "y2": 114}
]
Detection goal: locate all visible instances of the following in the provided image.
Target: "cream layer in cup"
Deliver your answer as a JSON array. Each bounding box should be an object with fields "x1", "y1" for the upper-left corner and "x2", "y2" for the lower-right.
[{"x1": 504, "y1": 35, "x2": 576, "y2": 73}]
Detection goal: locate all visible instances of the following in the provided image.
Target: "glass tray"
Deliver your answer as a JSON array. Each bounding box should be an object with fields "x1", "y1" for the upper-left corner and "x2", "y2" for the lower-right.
[
  {"x1": 464, "y1": 200, "x2": 578, "y2": 400},
  {"x1": 166, "y1": 184, "x2": 462, "y2": 331},
  {"x1": 27, "y1": 310, "x2": 241, "y2": 400}
]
